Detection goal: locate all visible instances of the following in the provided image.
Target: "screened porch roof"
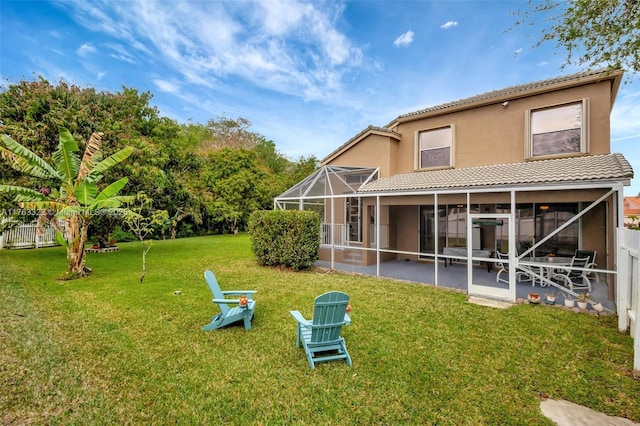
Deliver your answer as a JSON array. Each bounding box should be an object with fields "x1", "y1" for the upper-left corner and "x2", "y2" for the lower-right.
[
  {"x1": 358, "y1": 153, "x2": 633, "y2": 194},
  {"x1": 277, "y1": 165, "x2": 379, "y2": 200}
]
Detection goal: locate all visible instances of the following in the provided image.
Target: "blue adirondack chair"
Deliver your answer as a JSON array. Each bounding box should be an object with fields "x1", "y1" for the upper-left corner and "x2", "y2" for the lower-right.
[
  {"x1": 290, "y1": 291, "x2": 352, "y2": 369},
  {"x1": 203, "y1": 270, "x2": 256, "y2": 331}
]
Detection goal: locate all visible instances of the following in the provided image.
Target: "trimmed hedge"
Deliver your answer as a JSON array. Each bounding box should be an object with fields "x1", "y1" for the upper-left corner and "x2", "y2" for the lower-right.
[{"x1": 248, "y1": 210, "x2": 320, "y2": 271}]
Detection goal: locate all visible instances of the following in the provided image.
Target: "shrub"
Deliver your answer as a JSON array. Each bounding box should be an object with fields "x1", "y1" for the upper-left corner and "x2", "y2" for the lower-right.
[{"x1": 249, "y1": 210, "x2": 320, "y2": 271}]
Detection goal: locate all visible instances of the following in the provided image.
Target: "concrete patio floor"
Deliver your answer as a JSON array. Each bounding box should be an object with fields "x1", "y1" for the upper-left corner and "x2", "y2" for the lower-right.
[{"x1": 316, "y1": 258, "x2": 615, "y2": 312}]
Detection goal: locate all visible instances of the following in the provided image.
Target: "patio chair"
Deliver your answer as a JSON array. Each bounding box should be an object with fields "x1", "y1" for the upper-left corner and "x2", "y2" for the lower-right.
[
  {"x1": 575, "y1": 250, "x2": 598, "y2": 281},
  {"x1": 551, "y1": 256, "x2": 592, "y2": 292},
  {"x1": 202, "y1": 270, "x2": 256, "y2": 331},
  {"x1": 290, "y1": 291, "x2": 352, "y2": 369},
  {"x1": 496, "y1": 251, "x2": 532, "y2": 284}
]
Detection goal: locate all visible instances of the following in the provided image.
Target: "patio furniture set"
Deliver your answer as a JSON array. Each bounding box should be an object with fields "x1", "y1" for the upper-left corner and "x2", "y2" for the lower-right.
[{"x1": 497, "y1": 250, "x2": 598, "y2": 293}]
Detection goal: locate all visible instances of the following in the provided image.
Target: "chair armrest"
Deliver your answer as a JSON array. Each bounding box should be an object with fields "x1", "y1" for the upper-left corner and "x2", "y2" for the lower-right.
[
  {"x1": 290, "y1": 310, "x2": 311, "y2": 326},
  {"x1": 211, "y1": 298, "x2": 241, "y2": 304},
  {"x1": 221, "y1": 290, "x2": 257, "y2": 297}
]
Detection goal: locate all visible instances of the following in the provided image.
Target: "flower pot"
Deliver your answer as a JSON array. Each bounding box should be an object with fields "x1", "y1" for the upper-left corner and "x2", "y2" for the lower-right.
[
  {"x1": 564, "y1": 298, "x2": 575, "y2": 307},
  {"x1": 577, "y1": 301, "x2": 588, "y2": 310},
  {"x1": 528, "y1": 293, "x2": 540, "y2": 304},
  {"x1": 545, "y1": 294, "x2": 556, "y2": 304},
  {"x1": 592, "y1": 302, "x2": 604, "y2": 312}
]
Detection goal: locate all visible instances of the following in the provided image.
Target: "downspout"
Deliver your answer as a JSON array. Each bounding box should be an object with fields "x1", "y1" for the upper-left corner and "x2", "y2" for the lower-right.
[
  {"x1": 510, "y1": 189, "x2": 517, "y2": 301},
  {"x1": 376, "y1": 195, "x2": 380, "y2": 277},
  {"x1": 434, "y1": 193, "x2": 439, "y2": 286}
]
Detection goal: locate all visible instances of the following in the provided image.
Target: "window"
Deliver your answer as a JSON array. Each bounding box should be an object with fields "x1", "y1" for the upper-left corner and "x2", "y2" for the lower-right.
[
  {"x1": 526, "y1": 100, "x2": 588, "y2": 158},
  {"x1": 419, "y1": 204, "x2": 480, "y2": 255},
  {"x1": 418, "y1": 126, "x2": 453, "y2": 169},
  {"x1": 496, "y1": 203, "x2": 578, "y2": 257}
]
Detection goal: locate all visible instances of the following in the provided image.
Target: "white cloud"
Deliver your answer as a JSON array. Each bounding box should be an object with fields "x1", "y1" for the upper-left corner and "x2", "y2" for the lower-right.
[
  {"x1": 440, "y1": 21, "x2": 458, "y2": 30},
  {"x1": 77, "y1": 43, "x2": 96, "y2": 56},
  {"x1": 59, "y1": 0, "x2": 364, "y2": 104},
  {"x1": 612, "y1": 88, "x2": 640, "y2": 136},
  {"x1": 514, "y1": 48, "x2": 523, "y2": 55},
  {"x1": 104, "y1": 43, "x2": 137, "y2": 64},
  {"x1": 394, "y1": 31, "x2": 414, "y2": 47},
  {"x1": 154, "y1": 79, "x2": 181, "y2": 94},
  {"x1": 537, "y1": 61, "x2": 549, "y2": 66}
]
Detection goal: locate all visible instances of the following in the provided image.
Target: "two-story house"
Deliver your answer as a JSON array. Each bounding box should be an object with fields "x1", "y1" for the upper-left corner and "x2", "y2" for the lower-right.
[{"x1": 276, "y1": 69, "x2": 633, "y2": 303}]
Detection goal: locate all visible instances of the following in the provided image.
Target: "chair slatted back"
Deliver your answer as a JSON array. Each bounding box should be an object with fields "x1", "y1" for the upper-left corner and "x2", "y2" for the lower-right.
[
  {"x1": 204, "y1": 270, "x2": 229, "y2": 315},
  {"x1": 311, "y1": 291, "x2": 349, "y2": 344},
  {"x1": 575, "y1": 250, "x2": 596, "y2": 266},
  {"x1": 569, "y1": 256, "x2": 590, "y2": 279}
]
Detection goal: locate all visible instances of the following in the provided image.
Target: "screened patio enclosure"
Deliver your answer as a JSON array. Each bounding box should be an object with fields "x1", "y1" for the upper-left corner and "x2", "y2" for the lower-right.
[
  {"x1": 274, "y1": 161, "x2": 628, "y2": 304},
  {"x1": 275, "y1": 165, "x2": 379, "y2": 247}
]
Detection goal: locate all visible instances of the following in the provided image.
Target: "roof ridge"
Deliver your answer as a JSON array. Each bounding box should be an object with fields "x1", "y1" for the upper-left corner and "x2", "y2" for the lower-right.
[{"x1": 393, "y1": 68, "x2": 619, "y2": 122}]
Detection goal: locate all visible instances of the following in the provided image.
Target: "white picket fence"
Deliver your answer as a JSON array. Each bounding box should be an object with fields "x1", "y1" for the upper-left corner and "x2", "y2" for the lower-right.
[
  {"x1": 617, "y1": 227, "x2": 640, "y2": 373},
  {"x1": 0, "y1": 220, "x2": 58, "y2": 249}
]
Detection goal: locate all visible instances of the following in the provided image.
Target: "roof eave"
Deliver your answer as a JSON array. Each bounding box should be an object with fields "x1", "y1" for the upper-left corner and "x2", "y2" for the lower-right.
[
  {"x1": 387, "y1": 69, "x2": 625, "y2": 127},
  {"x1": 357, "y1": 178, "x2": 631, "y2": 197}
]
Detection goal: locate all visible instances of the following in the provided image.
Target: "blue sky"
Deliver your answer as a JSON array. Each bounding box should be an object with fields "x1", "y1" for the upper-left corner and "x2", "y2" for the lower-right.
[{"x1": 1, "y1": 0, "x2": 639, "y2": 195}]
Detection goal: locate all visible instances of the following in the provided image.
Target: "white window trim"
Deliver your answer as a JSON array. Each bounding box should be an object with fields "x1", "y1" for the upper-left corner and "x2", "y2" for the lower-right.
[
  {"x1": 524, "y1": 99, "x2": 590, "y2": 160},
  {"x1": 415, "y1": 124, "x2": 455, "y2": 170}
]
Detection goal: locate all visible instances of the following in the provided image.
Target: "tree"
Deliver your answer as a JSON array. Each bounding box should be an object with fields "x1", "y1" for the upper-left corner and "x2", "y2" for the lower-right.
[
  {"x1": 202, "y1": 115, "x2": 265, "y2": 151},
  {"x1": 121, "y1": 193, "x2": 169, "y2": 283},
  {"x1": 201, "y1": 148, "x2": 270, "y2": 234},
  {"x1": 0, "y1": 128, "x2": 133, "y2": 278},
  {"x1": 512, "y1": 0, "x2": 640, "y2": 73}
]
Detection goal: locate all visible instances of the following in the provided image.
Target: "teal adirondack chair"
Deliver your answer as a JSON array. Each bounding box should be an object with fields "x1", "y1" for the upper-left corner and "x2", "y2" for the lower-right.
[
  {"x1": 203, "y1": 270, "x2": 256, "y2": 331},
  {"x1": 290, "y1": 291, "x2": 352, "y2": 369}
]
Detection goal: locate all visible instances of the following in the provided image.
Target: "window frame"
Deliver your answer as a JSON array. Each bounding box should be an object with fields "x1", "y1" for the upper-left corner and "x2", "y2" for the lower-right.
[
  {"x1": 415, "y1": 124, "x2": 455, "y2": 170},
  {"x1": 524, "y1": 99, "x2": 589, "y2": 159}
]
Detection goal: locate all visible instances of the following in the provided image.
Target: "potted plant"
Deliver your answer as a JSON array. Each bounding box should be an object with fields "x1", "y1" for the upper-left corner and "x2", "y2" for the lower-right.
[
  {"x1": 564, "y1": 295, "x2": 575, "y2": 307},
  {"x1": 592, "y1": 301, "x2": 604, "y2": 312},
  {"x1": 545, "y1": 293, "x2": 556, "y2": 304},
  {"x1": 577, "y1": 293, "x2": 589, "y2": 310},
  {"x1": 528, "y1": 292, "x2": 540, "y2": 304}
]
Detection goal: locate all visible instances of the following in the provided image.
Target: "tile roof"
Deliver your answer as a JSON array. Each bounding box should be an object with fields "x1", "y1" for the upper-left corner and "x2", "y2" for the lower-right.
[
  {"x1": 358, "y1": 153, "x2": 633, "y2": 193},
  {"x1": 624, "y1": 196, "x2": 640, "y2": 215},
  {"x1": 394, "y1": 68, "x2": 622, "y2": 121}
]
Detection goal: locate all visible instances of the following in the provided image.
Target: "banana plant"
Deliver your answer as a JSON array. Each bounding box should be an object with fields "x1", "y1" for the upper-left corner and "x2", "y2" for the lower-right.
[{"x1": 0, "y1": 127, "x2": 134, "y2": 278}]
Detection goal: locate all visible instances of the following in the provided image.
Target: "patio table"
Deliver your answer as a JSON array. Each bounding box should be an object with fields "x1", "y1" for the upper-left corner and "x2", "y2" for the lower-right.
[
  {"x1": 443, "y1": 247, "x2": 493, "y2": 272},
  {"x1": 520, "y1": 256, "x2": 573, "y2": 286}
]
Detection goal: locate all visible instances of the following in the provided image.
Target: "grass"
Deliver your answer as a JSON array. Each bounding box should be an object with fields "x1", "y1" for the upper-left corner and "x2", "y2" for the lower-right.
[{"x1": 1, "y1": 234, "x2": 639, "y2": 425}]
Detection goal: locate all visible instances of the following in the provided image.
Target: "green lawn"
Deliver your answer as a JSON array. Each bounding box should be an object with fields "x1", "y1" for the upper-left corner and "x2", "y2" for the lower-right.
[{"x1": 1, "y1": 234, "x2": 638, "y2": 424}]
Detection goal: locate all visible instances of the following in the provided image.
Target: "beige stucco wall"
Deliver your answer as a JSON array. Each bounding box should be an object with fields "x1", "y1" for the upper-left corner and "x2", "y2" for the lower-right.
[
  {"x1": 389, "y1": 81, "x2": 614, "y2": 174},
  {"x1": 325, "y1": 133, "x2": 398, "y2": 177}
]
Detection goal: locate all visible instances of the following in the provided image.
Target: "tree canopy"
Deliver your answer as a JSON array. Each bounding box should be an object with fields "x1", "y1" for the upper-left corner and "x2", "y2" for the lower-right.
[
  {"x1": 512, "y1": 0, "x2": 640, "y2": 73},
  {"x1": 0, "y1": 77, "x2": 319, "y2": 240}
]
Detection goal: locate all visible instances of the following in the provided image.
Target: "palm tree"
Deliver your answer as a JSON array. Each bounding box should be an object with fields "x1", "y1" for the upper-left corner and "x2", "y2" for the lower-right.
[{"x1": 0, "y1": 127, "x2": 133, "y2": 278}]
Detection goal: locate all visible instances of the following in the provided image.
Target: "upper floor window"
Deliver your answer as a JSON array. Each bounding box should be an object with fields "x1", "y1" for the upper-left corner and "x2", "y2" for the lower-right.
[
  {"x1": 418, "y1": 125, "x2": 453, "y2": 169},
  {"x1": 526, "y1": 100, "x2": 589, "y2": 159}
]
